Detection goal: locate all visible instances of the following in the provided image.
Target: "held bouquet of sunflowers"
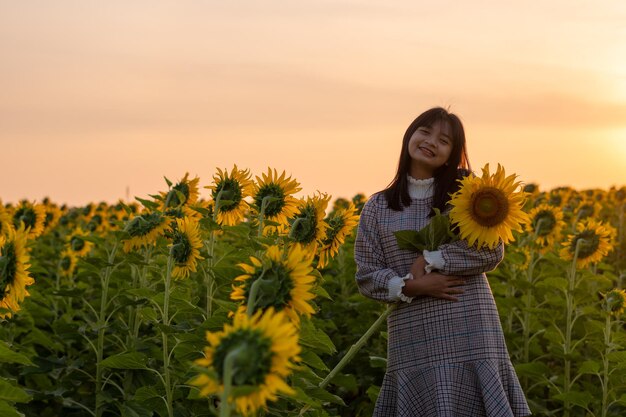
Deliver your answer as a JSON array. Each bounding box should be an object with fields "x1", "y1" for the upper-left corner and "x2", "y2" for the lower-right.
[{"x1": 395, "y1": 164, "x2": 530, "y2": 252}]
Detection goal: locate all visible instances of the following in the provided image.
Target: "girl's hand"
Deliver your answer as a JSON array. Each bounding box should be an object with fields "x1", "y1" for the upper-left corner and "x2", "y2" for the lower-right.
[
  {"x1": 409, "y1": 255, "x2": 427, "y2": 280},
  {"x1": 402, "y1": 271, "x2": 465, "y2": 302}
]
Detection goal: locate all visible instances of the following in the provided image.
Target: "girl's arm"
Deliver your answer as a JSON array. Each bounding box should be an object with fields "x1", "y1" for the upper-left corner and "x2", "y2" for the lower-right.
[
  {"x1": 354, "y1": 197, "x2": 410, "y2": 303},
  {"x1": 423, "y1": 238, "x2": 504, "y2": 276}
]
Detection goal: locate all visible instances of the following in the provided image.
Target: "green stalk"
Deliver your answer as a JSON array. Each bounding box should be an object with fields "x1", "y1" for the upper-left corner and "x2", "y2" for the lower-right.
[
  {"x1": 521, "y1": 248, "x2": 537, "y2": 390},
  {"x1": 162, "y1": 251, "x2": 175, "y2": 417},
  {"x1": 95, "y1": 241, "x2": 119, "y2": 417},
  {"x1": 320, "y1": 304, "x2": 395, "y2": 388},
  {"x1": 219, "y1": 346, "x2": 244, "y2": 417},
  {"x1": 601, "y1": 310, "x2": 612, "y2": 417},
  {"x1": 299, "y1": 304, "x2": 396, "y2": 416},
  {"x1": 205, "y1": 188, "x2": 223, "y2": 318},
  {"x1": 257, "y1": 196, "x2": 278, "y2": 237},
  {"x1": 563, "y1": 239, "x2": 584, "y2": 417},
  {"x1": 246, "y1": 270, "x2": 267, "y2": 317}
]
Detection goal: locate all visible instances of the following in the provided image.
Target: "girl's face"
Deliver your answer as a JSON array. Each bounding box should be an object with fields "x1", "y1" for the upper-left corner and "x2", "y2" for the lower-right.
[{"x1": 407, "y1": 119, "x2": 453, "y2": 178}]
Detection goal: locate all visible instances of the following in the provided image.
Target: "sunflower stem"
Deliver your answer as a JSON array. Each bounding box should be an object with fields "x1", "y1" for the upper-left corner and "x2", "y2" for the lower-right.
[
  {"x1": 601, "y1": 308, "x2": 613, "y2": 417},
  {"x1": 298, "y1": 304, "x2": 396, "y2": 416},
  {"x1": 206, "y1": 186, "x2": 222, "y2": 318},
  {"x1": 161, "y1": 250, "x2": 175, "y2": 417},
  {"x1": 95, "y1": 241, "x2": 120, "y2": 417},
  {"x1": 563, "y1": 238, "x2": 584, "y2": 417},
  {"x1": 246, "y1": 270, "x2": 267, "y2": 317},
  {"x1": 219, "y1": 346, "x2": 244, "y2": 417},
  {"x1": 257, "y1": 196, "x2": 278, "y2": 237},
  {"x1": 320, "y1": 304, "x2": 395, "y2": 388}
]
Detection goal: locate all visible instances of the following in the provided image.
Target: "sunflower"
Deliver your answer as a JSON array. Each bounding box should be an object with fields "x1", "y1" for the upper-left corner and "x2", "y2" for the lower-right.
[
  {"x1": 318, "y1": 202, "x2": 360, "y2": 268},
  {"x1": 206, "y1": 165, "x2": 253, "y2": 226},
  {"x1": 231, "y1": 244, "x2": 316, "y2": 324},
  {"x1": 604, "y1": 289, "x2": 626, "y2": 316},
  {"x1": 59, "y1": 249, "x2": 79, "y2": 278},
  {"x1": 251, "y1": 168, "x2": 301, "y2": 233},
  {"x1": 448, "y1": 164, "x2": 530, "y2": 249},
  {"x1": 289, "y1": 193, "x2": 330, "y2": 253},
  {"x1": 169, "y1": 217, "x2": 204, "y2": 279},
  {"x1": 526, "y1": 204, "x2": 566, "y2": 251},
  {"x1": 160, "y1": 173, "x2": 200, "y2": 210},
  {"x1": 559, "y1": 219, "x2": 613, "y2": 268},
  {"x1": 191, "y1": 308, "x2": 300, "y2": 416},
  {"x1": 12, "y1": 202, "x2": 46, "y2": 239},
  {"x1": 65, "y1": 227, "x2": 94, "y2": 257},
  {"x1": 0, "y1": 203, "x2": 13, "y2": 237},
  {"x1": 43, "y1": 203, "x2": 63, "y2": 233},
  {"x1": 575, "y1": 200, "x2": 602, "y2": 221},
  {"x1": 85, "y1": 210, "x2": 108, "y2": 234},
  {"x1": 0, "y1": 227, "x2": 34, "y2": 319},
  {"x1": 122, "y1": 212, "x2": 171, "y2": 253}
]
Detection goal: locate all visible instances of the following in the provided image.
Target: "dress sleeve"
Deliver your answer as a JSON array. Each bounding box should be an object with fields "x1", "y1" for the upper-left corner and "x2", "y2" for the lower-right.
[
  {"x1": 354, "y1": 196, "x2": 404, "y2": 303},
  {"x1": 433, "y1": 239, "x2": 505, "y2": 276}
]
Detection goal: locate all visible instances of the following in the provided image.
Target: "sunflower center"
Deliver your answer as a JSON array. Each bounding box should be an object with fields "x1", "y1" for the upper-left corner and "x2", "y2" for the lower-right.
[
  {"x1": 213, "y1": 329, "x2": 273, "y2": 386},
  {"x1": 0, "y1": 242, "x2": 17, "y2": 298},
  {"x1": 469, "y1": 187, "x2": 510, "y2": 227},
  {"x1": 44, "y1": 212, "x2": 54, "y2": 227},
  {"x1": 87, "y1": 214, "x2": 103, "y2": 232},
  {"x1": 322, "y1": 216, "x2": 345, "y2": 245},
  {"x1": 578, "y1": 204, "x2": 594, "y2": 219},
  {"x1": 291, "y1": 204, "x2": 318, "y2": 244},
  {"x1": 549, "y1": 194, "x2": 562, "y2": 207},
  {"x1": 254, "y1": 184, "x2": 286, "y2": 217},
  {"x1": 127, "y1": 213, "x2": 164, "y2": 238},
  {"x1": 245, "y1": 264, "x2": 294, "y2": 312},
  {"x1": 214, "y1": 179, "x2": 243, "y2": 213},
  {"x1": 70, "y1": 236, "x2": 86, "y2": 252},
  {"x1": 13, "y1": 207, "x2": 36, "y2": 230},
  {"x1": 533, "y1": 210, "x2": 556, "y2": 237},
  {"x1": 60, "y1": 255, "x2": 72, "y2": 271},
  {"x1": 165, "y1": 182, "x2": 190, "y2": 208},
  {"x1": 570, "y1": 229, "x2": 600, "y2": 259},
  {"x1": 171, "y1": 232, "x2": 192, "y2": 264}
]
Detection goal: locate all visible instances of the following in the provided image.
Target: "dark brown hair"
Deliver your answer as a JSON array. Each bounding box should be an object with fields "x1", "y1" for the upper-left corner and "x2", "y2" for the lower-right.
[{"x1": 382, "y1": 107, "x2": 471, "y2": 214}]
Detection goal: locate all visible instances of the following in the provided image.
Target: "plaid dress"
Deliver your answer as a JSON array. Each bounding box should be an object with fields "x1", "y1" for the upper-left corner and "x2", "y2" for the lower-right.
[{"x1": 355, "y1": 192, "x2": 531, "y2": 417}]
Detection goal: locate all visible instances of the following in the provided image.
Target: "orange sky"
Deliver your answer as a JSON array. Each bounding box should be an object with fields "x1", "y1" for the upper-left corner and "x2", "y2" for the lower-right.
[{"x1": 1, "y1": 1, "x2": 625, "y2": 206}]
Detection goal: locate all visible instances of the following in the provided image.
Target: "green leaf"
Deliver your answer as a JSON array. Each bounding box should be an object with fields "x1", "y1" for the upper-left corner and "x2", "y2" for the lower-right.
[
  {"x1": 366, "y1": 385, "x2": 380, "y2": 403},
  {"x1": 312, "y1": 285, "x2": 332, "y2": 300},
  {"x1": 607, "y1": 351, "x2": 626, "y2": 363},
  {"x1": 514, "y1": 362, "x2": 550, "y2": 377},
  {"x1": 99, "y1": 352, "x2": 149, "y2": 370},
  {"x1": 536, "y1": 277, "x2": 569, "y2": 292},
  {"x1": 369, "y1": 356, "x2": 387, "y2": 369},
  {"x1": 291, "y1": 386, "x2": 321, "y2": 408},
  {"x1": 304, "y1": 386, "x2": 345, "y2": 406},
  {"x1": 393, "y1": 230, "x2": 425, "y2": 252},
  {"x1": 0, "y1": 342, "x2": 33, "y2": 366},
  {"x1": 0, "y1": 380, "x2": 31, "y2": 403},
  {"x1": 134, "y1": 386, "x2": 161, "y2": 402},
  {"x1": 578, "y1": 360, "x2": 600, "y2": 375},
  {"x1": 553, "y1": 390, "x2": 594, "y2": 408},
  {"x1": 300, "y1": 351, "x2": 329, "y2": 371},
  {"x1": 0, "y1": 400, "x2": 25, "y2": 417},
  {"x1": 329, "y1": 373, "x2": 357, "y2": 392},
  {"x1": 299, "y1": 319, "x2": 336, "y2": 355}
]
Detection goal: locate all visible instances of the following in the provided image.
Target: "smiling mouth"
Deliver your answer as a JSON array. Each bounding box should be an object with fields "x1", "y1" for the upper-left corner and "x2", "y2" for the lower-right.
[{"x1": 419, "y1": 146, "x2": 435, "y2": 157}]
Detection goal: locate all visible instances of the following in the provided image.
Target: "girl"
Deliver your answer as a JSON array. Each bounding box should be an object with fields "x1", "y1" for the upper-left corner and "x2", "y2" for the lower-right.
[{"x1": 355, "y1": 107, "x2": 530, "y2": 417}]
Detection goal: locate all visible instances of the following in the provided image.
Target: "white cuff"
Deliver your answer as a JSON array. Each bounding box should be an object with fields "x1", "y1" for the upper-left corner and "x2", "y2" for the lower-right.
[
  {"x1": 423, "y1": 250, "x2": 445, "y2": 273},
  {"x1": 388, "y1": 273, "x2": 414, "y2": 303}
]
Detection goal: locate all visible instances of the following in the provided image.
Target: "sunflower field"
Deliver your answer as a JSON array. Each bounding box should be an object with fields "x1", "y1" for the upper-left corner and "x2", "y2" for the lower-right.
[{"x1": 0, "y1": 166, "x2": 625, "y2": 417}]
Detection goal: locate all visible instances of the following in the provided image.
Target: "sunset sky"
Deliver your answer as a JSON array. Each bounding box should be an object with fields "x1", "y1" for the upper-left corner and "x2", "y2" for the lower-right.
[{"x1": 2, "y1": 1, "x2": 625, "y2": 206}]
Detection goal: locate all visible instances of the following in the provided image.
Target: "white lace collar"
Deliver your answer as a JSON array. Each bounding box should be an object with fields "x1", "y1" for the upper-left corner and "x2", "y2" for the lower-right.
[{"x1": 407, "y1": 175, "x2": 434, "y2": 199}]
